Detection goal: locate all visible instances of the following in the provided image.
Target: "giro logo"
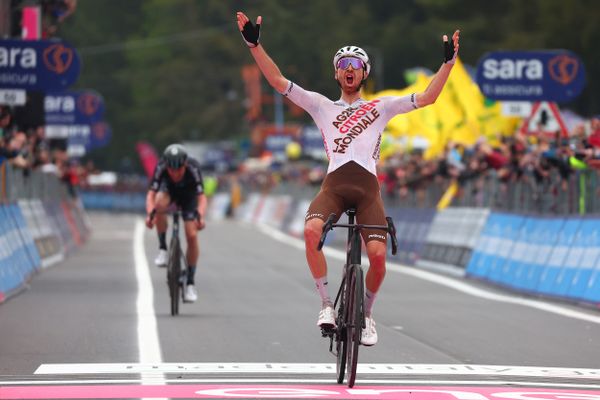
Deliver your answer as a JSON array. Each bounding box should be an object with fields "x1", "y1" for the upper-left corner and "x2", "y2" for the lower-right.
[
  {"x1": 77, "y1": 93, "x2": 101, "y2": 116},
  {"x1": 548, "y1": 54, "x2": 579, "y2": 85},
  {"x1": 43, "y1": 43, "x2": 74, "y2": 74}
]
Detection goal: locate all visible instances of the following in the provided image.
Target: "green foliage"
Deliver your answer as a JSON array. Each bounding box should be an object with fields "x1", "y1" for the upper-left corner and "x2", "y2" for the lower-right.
[{"x1": 59, "y1": 0, "x2": 600, "y2": 171}]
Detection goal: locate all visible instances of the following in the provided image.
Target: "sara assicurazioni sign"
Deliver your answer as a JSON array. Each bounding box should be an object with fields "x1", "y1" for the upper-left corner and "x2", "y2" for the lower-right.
[
  {"x1": 475, "y1": 50, "x2": 586, "y2": 103},
  {"x1": 0, "y1": 39, "x2": 81, "y2": 91}
]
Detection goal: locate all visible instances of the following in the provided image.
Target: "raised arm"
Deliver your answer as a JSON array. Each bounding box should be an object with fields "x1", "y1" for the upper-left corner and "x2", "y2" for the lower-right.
[
  {"x1": 415, "y1": 30, "x2": 460, "y2": 108},
  {"x1": 236, "y1": 12, "x2": 288, "y2": 94}
]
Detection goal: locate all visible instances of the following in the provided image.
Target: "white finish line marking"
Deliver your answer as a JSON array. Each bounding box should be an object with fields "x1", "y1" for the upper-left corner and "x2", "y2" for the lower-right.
[
  {"x1": 4, "y1": 378, "x2": 600, "y2": 389},
  {"x1": 256, "y1": 223, "x2": 600, "y2": 325},
  {"x1": 34, "y1": 363, "x2": 600, "y2": 379}
]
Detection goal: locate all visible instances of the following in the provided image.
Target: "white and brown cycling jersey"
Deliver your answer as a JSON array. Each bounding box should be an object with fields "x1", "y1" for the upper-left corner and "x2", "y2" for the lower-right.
[{"x1": 281, "y1": 80, "x2": 418, "y2": 177}]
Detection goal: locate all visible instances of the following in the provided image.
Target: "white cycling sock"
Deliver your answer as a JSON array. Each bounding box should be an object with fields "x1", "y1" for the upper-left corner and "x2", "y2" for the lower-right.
[
  {"x1": 315, "y1": 277, "x2": 332, "y2": 307},
  {"x1": 364, "y1": 289, "x2": 377, "y2": 317}
]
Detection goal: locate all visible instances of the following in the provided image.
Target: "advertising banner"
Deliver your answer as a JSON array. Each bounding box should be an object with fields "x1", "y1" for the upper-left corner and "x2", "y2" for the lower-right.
[
  {"x1": 476, "y1": 50, "x2": 586, "y2": 103},
  {"x1": 45, "y1": 90, "x2": 105, "y2": 125},
  {"x1": 0, "y1": 39, "x2": 81, "y2": 91}
]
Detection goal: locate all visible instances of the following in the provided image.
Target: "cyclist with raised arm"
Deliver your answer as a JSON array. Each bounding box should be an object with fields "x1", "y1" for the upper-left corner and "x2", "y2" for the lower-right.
[
  {"x1": 145, "y1": 144, "x2": 207, "y2": 303},
  {"x1": 237, "y1": 11, "x2": 459, "y2": 346}
]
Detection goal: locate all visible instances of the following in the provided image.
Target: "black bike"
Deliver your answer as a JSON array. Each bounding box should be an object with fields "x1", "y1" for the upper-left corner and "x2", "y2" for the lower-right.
[
  {"x1": 149, "y1": 208, "x2": 191, "y2": 316},
  {"x1": 166, "y1": 210, "x2": 188, "y2": 316},
  {"x1": 317, "y1": 208, "x2": 397, "y2": 388}
]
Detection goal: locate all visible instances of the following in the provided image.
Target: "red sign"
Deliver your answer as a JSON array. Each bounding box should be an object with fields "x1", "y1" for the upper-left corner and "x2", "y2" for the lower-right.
[{"x1": 521, "y1": 101, "x2": 569, "y2": 138}]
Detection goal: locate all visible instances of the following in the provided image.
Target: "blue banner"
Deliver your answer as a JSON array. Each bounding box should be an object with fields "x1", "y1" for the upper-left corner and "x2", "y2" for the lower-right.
[
  {"x1": 476, "y1": 50, "x2": 586, "y2": 103},
  {"x1": 536, "y1": 219, "x2": 581, "y2": 295},
  {"x1": 88, "y1": 121, "x2": 111, "y2": 149},
  {"x1": 0, "y1": 39, "x2": 81, "y2": 91},
  {"x1": 45, "y1": 90, "x2": 105, "y2": 125}
]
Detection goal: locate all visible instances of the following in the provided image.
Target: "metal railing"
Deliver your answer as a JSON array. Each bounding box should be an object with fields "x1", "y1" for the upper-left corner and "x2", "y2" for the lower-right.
[
  {"x1": 385, "y1": 168, "x2": 600, "y2": 215},
  {"x1": 1, "y1": 163, "x2": 70, "y2": 203}
]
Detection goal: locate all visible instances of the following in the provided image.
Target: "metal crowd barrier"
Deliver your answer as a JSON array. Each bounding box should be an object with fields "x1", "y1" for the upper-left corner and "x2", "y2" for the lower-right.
[{"x1": 0, "y1": 163, "x2": 90, "y2": 303}]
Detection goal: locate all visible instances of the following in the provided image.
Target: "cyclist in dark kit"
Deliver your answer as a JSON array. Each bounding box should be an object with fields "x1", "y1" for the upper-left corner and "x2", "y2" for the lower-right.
[{"x1": 145, "y1": 144, "x2": 207, "y2": 303}]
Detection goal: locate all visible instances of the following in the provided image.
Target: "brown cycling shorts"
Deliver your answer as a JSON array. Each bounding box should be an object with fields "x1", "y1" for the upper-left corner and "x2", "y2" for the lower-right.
[{"x1": 305, "y1": 161, "x2": 387, "y2": 244}]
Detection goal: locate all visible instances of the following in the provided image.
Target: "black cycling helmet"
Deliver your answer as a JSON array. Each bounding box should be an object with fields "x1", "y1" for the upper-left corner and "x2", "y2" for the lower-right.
[{"x1": 163, "y1": 144, "x2": 187, "y2": 169}]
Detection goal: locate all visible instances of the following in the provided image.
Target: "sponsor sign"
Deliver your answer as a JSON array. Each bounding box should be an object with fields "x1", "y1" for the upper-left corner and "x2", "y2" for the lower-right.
[
  {"x1": 501, "y1": 101, "x2": 532, "y2": 117},
  {"x1": 45, "y1": 90, "x2": 105, "y2": 125},
  {"x1": 476, "y1": 50, "x2": 586, "y2": 103},
  {"x1": 301, "y1": 125, "x2": 327, "y2": 160},
  {"x1": 89, "y1": 121, "x2": 111, "y2": 149},
  {"x1": 0, "y1": 39, "x2": 81, "y2": 91},
  {"x1": 0, "y1": 88, "x2": 26, "y2": 105},
  {"x1": 265, "y1": 134, "x2": 292, "y2": 154}
]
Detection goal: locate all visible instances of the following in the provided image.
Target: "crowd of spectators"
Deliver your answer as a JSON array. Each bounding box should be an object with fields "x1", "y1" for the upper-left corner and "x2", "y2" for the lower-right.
[
  {"x1": 0, "y1": 104, "x2": 93, "y2": 199},
  {"x1": 378, "y1": 116, "x2": 600, "y2": 211}
]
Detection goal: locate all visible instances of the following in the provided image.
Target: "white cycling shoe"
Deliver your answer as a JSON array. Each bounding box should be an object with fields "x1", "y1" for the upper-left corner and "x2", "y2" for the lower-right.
[
  {"x1": 184, "y1": 284, "x2": 198, "y2": 303},
  {"x1": 317, "y1": 305, "x2": 336, "y2": 328},
  {"x1": 361, "y1": 315, "x2": 378, "y2": 346},
  {"x1": 154, "y1": 249, "x2": 168, "y2": 267}
]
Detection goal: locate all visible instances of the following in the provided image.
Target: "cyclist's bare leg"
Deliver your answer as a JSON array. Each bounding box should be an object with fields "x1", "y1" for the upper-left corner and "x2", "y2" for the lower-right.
[
  {"x1": 364, "y1": 240, "x2": 387, "y2": 317},
  {"x1": 154, "y1": 192, "x2": 171, "y2": 234},
  {"x1": 304, "y1": 218, "x2": 328, "y2": 279},
  {"x1": 183, "y1": 220, "x2": 199, "y2": 282},
  {"x1": 305, "y1": 218, "x2": 335, "y2": 309}
]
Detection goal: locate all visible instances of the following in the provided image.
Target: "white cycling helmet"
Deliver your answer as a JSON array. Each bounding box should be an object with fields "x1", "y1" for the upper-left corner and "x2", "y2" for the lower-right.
[{"x1": 333, "y1": 45, "x2": 371, "y2": 76}]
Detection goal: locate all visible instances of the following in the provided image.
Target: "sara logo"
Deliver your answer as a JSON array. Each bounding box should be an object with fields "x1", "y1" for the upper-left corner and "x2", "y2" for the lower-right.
[
  {"x1": 548, "y1": 54, "x2": 579, "y2": 85},
  {"x1": 77, "y1": 93, "x2": 101, "y2": 116},
  {"x1": 43, "y1": 43, "x2": 74, "y2": 74},
  {"x1": 92, "y1": 122, "x2": 108, "y2": 140}
]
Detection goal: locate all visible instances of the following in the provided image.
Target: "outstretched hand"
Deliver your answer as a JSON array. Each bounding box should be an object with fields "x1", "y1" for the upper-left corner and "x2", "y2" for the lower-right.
[
  {"x1": 236, "y1": 12, "x2": 262, "y2": 48},
  {"x1": 443, "y1": 30, "x2": 460, "y2": 64}
]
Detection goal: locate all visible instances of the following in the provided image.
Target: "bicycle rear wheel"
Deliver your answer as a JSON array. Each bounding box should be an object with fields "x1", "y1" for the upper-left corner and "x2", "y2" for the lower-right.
[
  {"x1": 167, "y1": 237, "x2": 182, "y2": 316},
  {"x1": 346, "y1": 264, "x2": 364, "y2": 388}
]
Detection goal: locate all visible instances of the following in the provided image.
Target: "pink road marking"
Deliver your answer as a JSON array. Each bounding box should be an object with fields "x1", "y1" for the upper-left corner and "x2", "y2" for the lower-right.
[{"x1": 1, "y1": 385, "x2": 600, "y2": 399}]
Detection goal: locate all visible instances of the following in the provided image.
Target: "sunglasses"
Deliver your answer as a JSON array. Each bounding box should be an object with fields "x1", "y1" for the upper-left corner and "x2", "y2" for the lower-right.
[{"x1": 336, "y1": 57, "x2": 365, "y2": 70}]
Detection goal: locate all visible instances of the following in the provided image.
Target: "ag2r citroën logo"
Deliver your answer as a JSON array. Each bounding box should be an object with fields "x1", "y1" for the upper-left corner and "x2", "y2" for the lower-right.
[
  {"x1": 42, "y1": 44, "x2": 73, "y2": 74},
  {"x1": 548, "y1": 54, "x2": 579, "y2": 85}
]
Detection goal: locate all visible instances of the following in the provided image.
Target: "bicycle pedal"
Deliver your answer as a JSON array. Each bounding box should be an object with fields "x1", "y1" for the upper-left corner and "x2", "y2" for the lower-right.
[{"x1": 320, "y1": 326, "x2": 335, "y2": 337}]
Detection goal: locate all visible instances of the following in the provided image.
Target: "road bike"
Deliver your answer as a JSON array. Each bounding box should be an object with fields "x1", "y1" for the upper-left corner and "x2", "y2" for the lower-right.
[
  {"x1": 166, "y1": 210, "x2": 188, "y2": 316},
  {"x1": 317, "y1": 208, "x2": 397, "y2": 387},
  {"x1": 149, "y1": 208, "x2": 193, "y2": 316}
]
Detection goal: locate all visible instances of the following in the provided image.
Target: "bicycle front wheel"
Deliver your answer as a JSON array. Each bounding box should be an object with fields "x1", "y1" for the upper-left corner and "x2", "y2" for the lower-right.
[
  {"x1": 346, "y1": 264, "x2": 364, "y2": 388},
  {"x1": 335, "y1": 274, "x2": 348, "y2": 384},
  {"x1": 167, "y1": 238, "x2": 182, "y2": 316}
]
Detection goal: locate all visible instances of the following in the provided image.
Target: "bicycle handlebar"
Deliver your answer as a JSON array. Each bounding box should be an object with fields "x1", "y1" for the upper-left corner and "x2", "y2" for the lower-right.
[
  {"x1": 148, "y1": 208, "x2": 201, "y2": 222},
  {"x1": 317, "y1": 213, "x2": 337, "y2": 251},
  {"x1": 317, "y1": 213, "x2": 398, "y2": 255},
  {"x1": 386, "y1": 217, "x2": 398, "y2": 256}
]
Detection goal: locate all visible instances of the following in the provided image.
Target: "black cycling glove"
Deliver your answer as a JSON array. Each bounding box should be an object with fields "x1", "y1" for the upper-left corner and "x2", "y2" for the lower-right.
[
  {"x1": 241, "y1": 19, "x2": 261, "y2": 48},
  {"x1": 443, "y1": 35, "x2": 457, "y2": 64}
]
